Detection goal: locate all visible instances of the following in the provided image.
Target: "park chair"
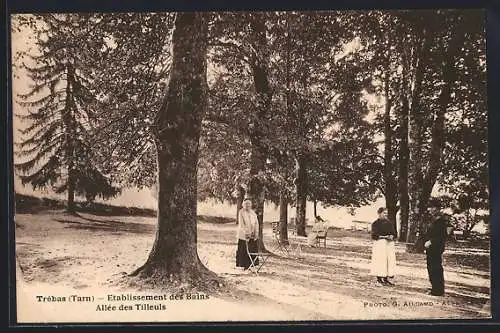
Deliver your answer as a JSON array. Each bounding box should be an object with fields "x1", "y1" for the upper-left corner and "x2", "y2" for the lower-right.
[
  {"x1": 315, "y1": 226, "x2": 328, "y2": 248},
  {"x1": 271, "y1": 222, "x2": 290, "y2": 255},
  {"x1": 286, "y1": 218, "x2": 305, "y2": 257},
  {"x1": 246, "y1": 240, "x2": 271, "y2": 274}
]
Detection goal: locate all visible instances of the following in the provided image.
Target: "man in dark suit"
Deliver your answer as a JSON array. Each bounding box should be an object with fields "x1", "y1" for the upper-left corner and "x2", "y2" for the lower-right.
[{"x1": 424, "y1": 199, "x2": 448, "y2": 296}]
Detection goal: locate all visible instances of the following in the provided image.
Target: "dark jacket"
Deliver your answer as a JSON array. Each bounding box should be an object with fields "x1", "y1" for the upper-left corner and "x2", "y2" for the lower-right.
[
  {"x1": 371, "y1": 218, "x2": 397, "y2": 240},
  {"x1": 425, "y1": 216, "x2": 447, "y2": 254}
]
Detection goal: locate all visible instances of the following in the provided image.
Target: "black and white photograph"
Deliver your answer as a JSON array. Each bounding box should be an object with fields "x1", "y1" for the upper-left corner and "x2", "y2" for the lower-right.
[{"x1": 10, "y1": 9, "x2": 491, "y2": 322}]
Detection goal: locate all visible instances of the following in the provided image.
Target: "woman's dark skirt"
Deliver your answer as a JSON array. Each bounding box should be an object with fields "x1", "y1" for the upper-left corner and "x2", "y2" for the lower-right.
[{"x1": 236, "y1": 239, "x2": 259, "y2": 269}]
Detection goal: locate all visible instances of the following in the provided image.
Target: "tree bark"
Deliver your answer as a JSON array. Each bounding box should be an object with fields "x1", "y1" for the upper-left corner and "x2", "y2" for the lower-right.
[
  {"x1": 413, "y1": 39, "x2": 460, "y2": 252},
  {"x1": 247, "y1": 142, "x2": 266, "y2": 251},
  {"x1": 235, "y1": 185, "x2": 245, "y2": 224},
  {"x1": 383, "y1": 57, "x2": 398, "y2": 233},
  {"x1": 313, "y1": 200, "x2": 318, "y2": 218},
  {"x1": 398, "y1": 90, "x2": 410, "y2": 242},
  {"x1": 64, "y1": 63, "x2": 76, "y2": 213},
  {"x1": 295, "y1": 153, "x2": 307, "y2": 236},
  {"x1": 131, "y1": 13, "x2": 214, "y2": 283},
  {"x1": 67, "y1": 170, "x2": 75, "y2": 212},
  {"x1": 463, "y1": 211, "x2": 472, "y2": 239},
  {"x1": 279, "y1": 190, "x2": 289, "y2": 245},
  {"x1": 406, "y1": 26, "x2": 432, "y2": 244},
  {"x1": 247, "y1": 13, "x2": 272, "y2": 251},
  {"x1": 411, "y1": 17, "x2": 464, "y2": 253}
]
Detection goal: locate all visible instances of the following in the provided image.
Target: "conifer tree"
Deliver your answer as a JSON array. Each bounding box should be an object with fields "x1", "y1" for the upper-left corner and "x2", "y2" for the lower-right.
[{"x1": 14, "y1": 14, "x2": 120, "y2": 211}]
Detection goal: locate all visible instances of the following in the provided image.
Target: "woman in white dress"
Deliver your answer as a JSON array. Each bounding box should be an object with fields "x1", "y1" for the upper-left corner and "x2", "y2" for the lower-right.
[
  {"x1": 370, "y1": 207, "x2": 397, "y2": 285},
  {"x1": 308, "y1": 215, "x2": 327, "y2": 246}
]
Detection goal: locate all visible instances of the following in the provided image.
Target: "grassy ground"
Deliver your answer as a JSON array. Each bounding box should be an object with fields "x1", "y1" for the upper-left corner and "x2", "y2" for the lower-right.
[{"x1": 15, "y1": 209, "x2": 491, "y2": 322}]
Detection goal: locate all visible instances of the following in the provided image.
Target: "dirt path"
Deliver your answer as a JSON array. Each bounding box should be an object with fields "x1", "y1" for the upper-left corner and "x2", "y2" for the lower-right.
[{"x1": 14, "y1": 211, "x2": 491, "y2": 322}]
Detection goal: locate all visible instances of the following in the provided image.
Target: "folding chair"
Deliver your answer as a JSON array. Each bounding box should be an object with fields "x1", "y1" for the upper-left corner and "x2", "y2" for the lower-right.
[
  {"x1": 315, "y1": 227, "x2": 328, "y2": 248},
  {"x1": 287, "y1": 218, "x2": 304, "y2": 257},
  {"x1": 246, "y1": 240, "x2": 271, "y2": 274},
  {"x1": 271, "y1": 222, "x2": 290, "y2": 255}
]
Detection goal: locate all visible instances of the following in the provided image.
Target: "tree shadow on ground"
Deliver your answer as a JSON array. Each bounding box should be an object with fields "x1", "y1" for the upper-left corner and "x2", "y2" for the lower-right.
[
  {"x1": 211, "y1": 224, "x2": 491, "y2": 319},
  {"x1": 242, "y1": 254, "x2": 489, "y2": 318},
  {"x1": 54, "y1": 215, "x2": 155, "y2": 234},
  {"x1": 451, "y1": 270, "x2": 491, "y2": 279},
  {"x1": 14, "y1": 193, "x2": 157, "y2": 217},
  {"x1": 445, "y1": 280, "x2": 490, "y2": 297},
  {"x1": 444, "y1": 252, "x2": 490, "y2": 271}
]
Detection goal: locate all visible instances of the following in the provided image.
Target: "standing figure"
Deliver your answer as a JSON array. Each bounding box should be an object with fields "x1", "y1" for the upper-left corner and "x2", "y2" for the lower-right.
[
  {"x1": 370, "y1": 207, "x2": 397, "y2": 285},
  {"x1": 424, "y1": 200, "x2": 448, "y2": 296},
  {"x1": 235, "y1": 199, "x2": 259, "y2": 270}
]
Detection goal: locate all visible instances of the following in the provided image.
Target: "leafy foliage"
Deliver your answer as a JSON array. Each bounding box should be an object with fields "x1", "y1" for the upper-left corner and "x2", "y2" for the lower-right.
[
  {"x1": 13, "y1": 11, "x2": 487, "y2": 240},
  {"x1": 89, "y1": 13, "x2": 175, "y2": 188}
]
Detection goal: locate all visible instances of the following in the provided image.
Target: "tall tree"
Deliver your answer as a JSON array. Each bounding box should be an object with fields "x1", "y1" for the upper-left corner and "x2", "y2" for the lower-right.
[
  {"x1": 435, "y1": 9, "x2": 488, "y2": 240},
  {"x1": 355, "y1": 11, "x2": 405, "y2": 230},
  {"x1": 197, "y1": 83, "x2": 252, "y2": 212},
  {"x1": 270, "y1": 11, "x2": 352, "y2": 236},
  {"x1": 199, "y1": 55, "x2": 254, "y2": 224},
  {"x1": 131, "y1": 12, "x2": 214, "y2": 283},
  {"x1": 409, "y1": 12, "x2": 471, "y2": 251},
  {"x1": 14, "y1": 14, "x2": 120, "y2": 211},
  {"x1": 245, "y1": 13, "x2": 273, "y2": 250},
  {"x1": 90, "y1": 13, "x2": 174, "y2": 188},
  {"x1": 206, "y1": 12, "x2": 274, "y2": 250},
  {"x1": 405, "y1": 12, "x2": 436, "y2": 245}
]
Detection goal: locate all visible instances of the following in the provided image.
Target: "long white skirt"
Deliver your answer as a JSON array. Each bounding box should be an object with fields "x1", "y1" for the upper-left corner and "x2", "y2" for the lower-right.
[
  {"x1": 307, "y1": 232, "x2": 317, "y2": 245},
  {"x1": 370, "y1": 239, "x2": 396, "y2": 277}
]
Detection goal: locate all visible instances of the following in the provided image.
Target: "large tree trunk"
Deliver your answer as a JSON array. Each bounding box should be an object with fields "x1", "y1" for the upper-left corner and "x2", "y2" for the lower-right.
[
  {"x1": 279, "y1": 190, "x2": 289, "y2": 245},
  {"x1": 413, "y1": 43, "x2": 459, "y2": 252},
  {"x1": 463, "y1": 211, "x2": 472, "y2": 239},
  {"x1": 383, "y1": 60, "x2": 398, "y2": 233},
  {"x1": 67, "y1": 170, "x2": 75, "y2": 212},
  {"x1": 247, "y1": 13, "x2": 272, "y2": 251},
  {"x1": 398, "y1": 91, "x2": 410, "y2": 242},
  {"x1": 295, "y1": 153, "x2": 307, "y2": 236},
  {"x1": 410, "y1": 17, "x2": 464, "y2": 253},
  {"x1": 64, "y1": 64, "x2": 76, "y2": 213},
  {"x1": 406, "y1": 26, "x2": 431, "y2": 245},
  {"x1": 397, "y1": 43, "x2": 413, "y2": 243},
  {"x1": 408, "y1": 149, "x2": 425, "y2": 245},
  {"x1": 247, "y1": 144, "x2": 266, "y2": 251},
  {"x1": 235, "y1": 185, "x2": 245, "y2": 224},
  {"x1": 131, "y1": 13, "x2": 214, "y2": 283}
]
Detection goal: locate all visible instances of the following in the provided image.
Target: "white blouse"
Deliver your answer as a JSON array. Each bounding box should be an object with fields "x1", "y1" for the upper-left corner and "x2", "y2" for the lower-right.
[{"x1": 237, "y1": 209, "x2": 259, "y2": 240}]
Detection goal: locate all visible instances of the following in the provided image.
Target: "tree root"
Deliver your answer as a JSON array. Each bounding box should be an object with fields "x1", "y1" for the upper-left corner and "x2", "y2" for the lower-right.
[{"x1": 125, "y1": 262, "x2": 224, "y2": 294}]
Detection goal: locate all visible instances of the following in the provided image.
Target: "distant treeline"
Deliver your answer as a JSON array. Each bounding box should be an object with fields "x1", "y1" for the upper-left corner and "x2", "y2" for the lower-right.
[
  {"x1": 14, "y1": 193, "x2": 156, "y2": 217},
  {"x1": 14, "y1": 193, "x2": 239, "y2": 224}
]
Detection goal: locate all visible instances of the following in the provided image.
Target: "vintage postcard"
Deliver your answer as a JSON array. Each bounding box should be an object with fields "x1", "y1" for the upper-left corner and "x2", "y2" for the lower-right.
[{"x1": 10, "y1": 9, "x2": 491, "y2": 323}]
